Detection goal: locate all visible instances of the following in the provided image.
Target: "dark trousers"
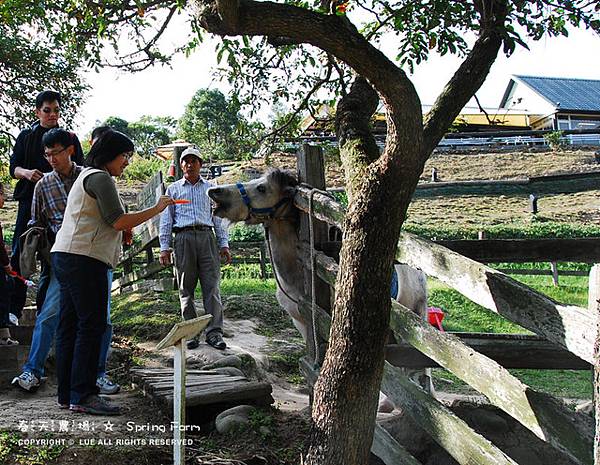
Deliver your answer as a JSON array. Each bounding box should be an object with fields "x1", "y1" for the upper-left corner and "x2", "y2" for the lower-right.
[
  {"x1": 0, "y1": 270, "x2": 14, "y2": 327},
  {"x1": 52, "y1": 252, "x2": 108, "y2": 405},
  {"x1": 36, "y1": 259, "x2": 51, "y2": 315},
  {"x1": 9, "y1": 199, "x2": 31, "y2": 318}
]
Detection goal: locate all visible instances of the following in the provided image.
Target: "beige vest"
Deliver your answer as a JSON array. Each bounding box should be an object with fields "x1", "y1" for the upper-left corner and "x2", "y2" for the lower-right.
[{"x1": 52, "y1": 168, "x2": 123, "y2": 267}]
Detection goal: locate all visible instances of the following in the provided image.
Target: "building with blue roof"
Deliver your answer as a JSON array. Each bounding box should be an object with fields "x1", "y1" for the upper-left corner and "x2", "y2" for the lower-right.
[{"x1": 500, "y1": 75, "x2": 600, "y2": 131}]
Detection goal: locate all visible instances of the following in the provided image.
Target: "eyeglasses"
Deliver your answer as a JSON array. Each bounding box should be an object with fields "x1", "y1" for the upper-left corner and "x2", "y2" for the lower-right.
[
  {"x1": 41, "y1": 107, "x2": 60, "y2": 114},
  {"x1": 44, "y1": 147, "x2": 67, "y2": 158}
]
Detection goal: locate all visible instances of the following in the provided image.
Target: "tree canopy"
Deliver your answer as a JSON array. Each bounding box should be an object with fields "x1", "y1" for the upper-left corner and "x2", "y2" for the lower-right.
[
  {"x1": 178, "y1": 88, "x2": 260, "y2": 160},
  {"x1": 0, "y1": 2, "x2": 88, "y2": 153},
  {"x1": 102, "y1": 115, "x2": 174, "y2": 156}
]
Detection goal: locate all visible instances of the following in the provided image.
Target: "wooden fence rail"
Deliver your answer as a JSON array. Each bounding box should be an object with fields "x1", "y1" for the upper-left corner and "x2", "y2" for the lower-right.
[
  {"x1": 438, "y1": 238, "x2": 600, "y2": 263},
  {"x1": 412, "y1": 171, "x2": 600, "y2": 198},
  {"x1": 305, "y1": 253, "x2": 594, "y2": 464},
  {"x1": 396, "y1": 232, "x2": 595, "y2": 364}
]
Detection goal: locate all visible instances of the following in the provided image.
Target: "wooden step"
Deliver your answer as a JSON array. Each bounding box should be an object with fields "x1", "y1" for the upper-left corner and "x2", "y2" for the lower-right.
[{"x1": 131, "y1": 368, "x2": 273, "y2": 419}]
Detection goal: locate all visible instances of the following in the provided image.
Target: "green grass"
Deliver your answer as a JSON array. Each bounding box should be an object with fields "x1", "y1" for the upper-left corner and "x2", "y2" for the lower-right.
[
  {"x1": 430, "y1": 266, "x2": 592, "y2": 399},
  {"x1": 111, "y1": 277, "x2": 278, "y2": 341},
  {"x1": 221, "y1": 278, "x2": 276, "y2": 295},
  {"x1": 0, "y1": 432, "x2": 65, "y2": 465},
  {"x1": 404, "y1": 221, "x2": 600, "y2": 240}
]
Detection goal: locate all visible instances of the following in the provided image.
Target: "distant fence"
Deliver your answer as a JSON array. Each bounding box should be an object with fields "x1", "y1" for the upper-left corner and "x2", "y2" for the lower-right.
[
  {"x1": 293, "y1": 128, "x2": 600, "y2": 150},
  {"x1": 328, "y1": 170, "x2": 600, "y2": 198}
]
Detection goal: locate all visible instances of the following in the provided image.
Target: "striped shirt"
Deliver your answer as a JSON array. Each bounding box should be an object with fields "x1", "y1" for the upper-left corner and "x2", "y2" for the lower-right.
[
  {"x1": 159, "y1": 176, "x2": 229, "y2": 251},
  {"x1": 29, "y1": 163, "x2": 83, "y2": 235}
]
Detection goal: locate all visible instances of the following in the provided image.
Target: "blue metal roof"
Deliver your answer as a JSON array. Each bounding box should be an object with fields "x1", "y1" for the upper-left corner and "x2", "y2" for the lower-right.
[{"x1": 513, "y1": 75, "x2": 600, "y2": 112}]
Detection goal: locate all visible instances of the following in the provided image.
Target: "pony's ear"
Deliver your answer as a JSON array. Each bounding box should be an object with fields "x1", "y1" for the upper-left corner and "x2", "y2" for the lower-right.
[{"x1": 282, "y1": 185, "x2": 297, "y2": 198}]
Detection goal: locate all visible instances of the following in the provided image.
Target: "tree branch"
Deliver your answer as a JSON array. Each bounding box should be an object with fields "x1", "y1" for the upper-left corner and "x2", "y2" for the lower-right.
[
  {"x1": 192, "y1": 0, "x2": 417, "y2": 109},
  {"x1": 422, "y1": 0, "x2": 508, "y2": 156},
  {"x1": 192, "y1": 0, "x2": 422, "y2": 166}
]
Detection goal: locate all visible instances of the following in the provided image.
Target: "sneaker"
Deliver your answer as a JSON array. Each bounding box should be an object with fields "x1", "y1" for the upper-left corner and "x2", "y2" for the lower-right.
[
  {"x1": 0, "y1": 337, "x2": 19, "y2": 346},
  {"x1": 12, "y1": 371, "x2": 40, "y2": 392},
  {"x1": 8, "y1": 313, "x2": 18, "y2": 326},
  {"x1": 96, "y1": 376, "x2": 120, "y2": 395},
  {"x1": 186, "y1": 337, "x2": 200, "y2": 350},
  {"x1": 70, "y1": 395, "x2": 121, "y2": 416},
  {"x1": 206, "y1": 331, "x2": 226, "y2": 350},
  {"x1": 57, "y1": 402, "x2": 69, "y2": 410}
]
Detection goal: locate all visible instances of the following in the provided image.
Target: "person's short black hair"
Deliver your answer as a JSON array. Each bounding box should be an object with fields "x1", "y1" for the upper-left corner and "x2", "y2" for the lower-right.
[
  {"x1": 91, "y1": 126, "x2": 111, "y2": 143},
  {"x1": 0, "y1": 183, "x2": 4, "y2": 195},
  {"x1": 42, "y1": 128, "x2": 73, "y2": 149},
  {"x1": 85, "y1": 130, "x2": 134, "y2": 168},
  {"x1": 35, "y1": 90, "x2": 61, "y2": 109}
]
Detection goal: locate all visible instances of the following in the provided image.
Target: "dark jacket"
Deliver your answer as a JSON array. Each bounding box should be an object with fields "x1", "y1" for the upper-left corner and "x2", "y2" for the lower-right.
[{"x1": 9, "y1": 122, "x2": 84, "y2": 201}]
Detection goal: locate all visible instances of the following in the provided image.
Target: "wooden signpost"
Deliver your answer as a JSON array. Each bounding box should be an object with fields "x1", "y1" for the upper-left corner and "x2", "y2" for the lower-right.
[{"x1": 156, "y1": 315, "x2": 212, "y2": 465}]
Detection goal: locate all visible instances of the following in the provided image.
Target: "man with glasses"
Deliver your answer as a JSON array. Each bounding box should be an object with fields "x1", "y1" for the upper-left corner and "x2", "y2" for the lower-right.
[
  {"x1": 9, "y1": 90, "x2": 84, "y2": 322},
  {"x1": 12, "y1": 128, "x2": 119, "y2": 396}
]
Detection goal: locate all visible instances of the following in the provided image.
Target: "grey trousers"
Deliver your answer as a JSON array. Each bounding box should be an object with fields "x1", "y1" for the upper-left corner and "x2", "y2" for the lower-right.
[{"x1": 173, "y1": 230, "x2": 223, "y2": 335}]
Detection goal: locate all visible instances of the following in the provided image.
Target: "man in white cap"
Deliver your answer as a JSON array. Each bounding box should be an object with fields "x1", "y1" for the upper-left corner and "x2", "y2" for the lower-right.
[{"x1": 159, "y1": 147, "x2": 231, "y2": 349}]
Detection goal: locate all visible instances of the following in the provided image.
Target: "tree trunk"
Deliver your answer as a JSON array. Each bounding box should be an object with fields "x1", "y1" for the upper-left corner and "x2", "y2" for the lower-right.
[{"x1": 303, "y1": 77, "x2": 424, "y2": 465}]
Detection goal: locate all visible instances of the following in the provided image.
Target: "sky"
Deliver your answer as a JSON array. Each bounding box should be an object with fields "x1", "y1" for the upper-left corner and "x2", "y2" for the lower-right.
[{"x1": 74, "y1": 22, "x2": 600, "y2": 137}]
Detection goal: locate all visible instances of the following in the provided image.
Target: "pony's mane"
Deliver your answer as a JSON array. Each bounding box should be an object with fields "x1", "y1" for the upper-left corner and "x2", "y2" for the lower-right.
[{"x1": 265, "y1": 168, "x2": 298, "y2": 189}]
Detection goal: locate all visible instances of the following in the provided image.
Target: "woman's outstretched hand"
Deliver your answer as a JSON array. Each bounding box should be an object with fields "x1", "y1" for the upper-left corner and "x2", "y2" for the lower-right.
[{"x1": 155, "y1": 195, "x2": 175, "y2": 213}]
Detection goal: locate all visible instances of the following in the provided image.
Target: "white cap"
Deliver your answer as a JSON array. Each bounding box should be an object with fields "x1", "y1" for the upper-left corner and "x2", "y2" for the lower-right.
[{"x1": 180, "y1": 147, "x2": 203, "y2": 163}]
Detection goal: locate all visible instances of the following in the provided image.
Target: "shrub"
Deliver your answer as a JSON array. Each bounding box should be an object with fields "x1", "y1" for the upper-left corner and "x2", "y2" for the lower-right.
[
  {"x1": 229, "y1": 223, "x2": 265, "y2": 242},
  {"x1": 543, "y1": 130, "x2": 564, "y2": 152},
  {"x1": 123, "y1": 156, "x2": 167, "y2": 182}
]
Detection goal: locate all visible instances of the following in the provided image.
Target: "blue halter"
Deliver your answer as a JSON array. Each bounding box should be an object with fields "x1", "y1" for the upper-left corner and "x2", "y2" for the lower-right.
[{"x1": 236, "y1": 182, "x2": 291, "y2": 221}]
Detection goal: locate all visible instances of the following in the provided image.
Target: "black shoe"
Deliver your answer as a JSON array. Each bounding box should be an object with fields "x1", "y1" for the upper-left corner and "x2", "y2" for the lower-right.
[
  {"x1": 70, "y1": 395, "x2": 121, "y2": 416},
  {"x1": 186, "y1": 337, "x2": 200, "y2": 350},
  {"x1": 206, "y1": 331, "x2": 226, "y2": 350}
]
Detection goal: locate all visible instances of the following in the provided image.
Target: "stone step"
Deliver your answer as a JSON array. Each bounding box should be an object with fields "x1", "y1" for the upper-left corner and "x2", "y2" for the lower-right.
[
  {"x1": 0, "y1": 344, "x2": 30, "y2": 388},
  {"x1": 10, "y1": 326, "x2": 34, "y2": 345},
  {"x1": 19, "y1": 306, "x2": 37, "y2": 326}
]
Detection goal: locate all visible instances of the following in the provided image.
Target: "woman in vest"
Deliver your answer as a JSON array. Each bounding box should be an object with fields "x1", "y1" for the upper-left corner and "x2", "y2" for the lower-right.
[{"x1": 51, "y1": 130, "x2": 174, "y2": 415}]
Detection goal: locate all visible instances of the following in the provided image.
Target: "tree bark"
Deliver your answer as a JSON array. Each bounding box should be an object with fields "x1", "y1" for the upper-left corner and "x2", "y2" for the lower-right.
[
  {"x1": 192, "y1": 2, "x2": 509, "y2": 464},
  {"x1": 303, "y1": 76, "x2": 423, "y2": 465}
]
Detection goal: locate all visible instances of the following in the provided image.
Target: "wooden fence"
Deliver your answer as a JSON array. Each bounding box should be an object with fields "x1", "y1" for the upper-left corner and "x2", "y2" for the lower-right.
[
  {"x1": 291, "y1": 145, "x2": 595, "y2": 465},
  {"x1": 113, "y1": 149, "x2": 597, "y2": 463}
]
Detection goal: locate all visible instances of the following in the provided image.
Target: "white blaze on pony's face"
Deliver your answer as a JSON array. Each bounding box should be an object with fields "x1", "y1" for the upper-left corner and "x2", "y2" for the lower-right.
[{"x1": 207, "y1": 169, "x2": 298, "y2": 225}]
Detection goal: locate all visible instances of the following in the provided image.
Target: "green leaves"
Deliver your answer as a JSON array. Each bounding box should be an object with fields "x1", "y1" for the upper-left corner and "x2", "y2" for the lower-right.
[{"x1": 178, "y1": 88, "x2": 259, "y2": 161}]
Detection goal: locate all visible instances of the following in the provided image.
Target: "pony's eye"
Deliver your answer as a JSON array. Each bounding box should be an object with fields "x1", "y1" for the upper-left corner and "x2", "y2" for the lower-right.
[{"x1": 257, "y1": 184, "x2": 267, "y2": 194}]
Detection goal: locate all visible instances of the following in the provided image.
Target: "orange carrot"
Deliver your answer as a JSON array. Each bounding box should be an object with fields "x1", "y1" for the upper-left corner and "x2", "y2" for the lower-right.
[{"x1": 174, "y1": 199, "x2": 191, "y2": 204}]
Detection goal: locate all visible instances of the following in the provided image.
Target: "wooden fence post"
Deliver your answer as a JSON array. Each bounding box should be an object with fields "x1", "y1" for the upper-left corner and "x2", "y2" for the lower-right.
[
  {"x1": 590, "y1": 264, "x2": 600, "y2": 464},
  {"x1": 297, "y1": 144, "x2": 331, "y2": 366},
  {"x1": 259, "y1": 242, "x2": 267, "y2": 280},
  {"x1": 550, "y1": 261, "x2": 559, "y2": 286}
]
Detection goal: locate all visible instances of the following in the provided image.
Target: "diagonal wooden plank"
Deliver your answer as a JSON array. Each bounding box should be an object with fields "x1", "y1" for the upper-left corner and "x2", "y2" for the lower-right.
[
  {"x1": 396, "y1": 231, "x2": 595, "y2": 364},
  {"x1": 299, "y1": 357, "x2": 421, "y2": 465},
  {"x1": 311, "y1": 254, "x2": 593, "y2": 464},
  {"x1": 381, "y1": 363, "x2": 519, "y2": 465},
  {"x1": 390, "y1": 299, "x2": 593, "y2": 465}
]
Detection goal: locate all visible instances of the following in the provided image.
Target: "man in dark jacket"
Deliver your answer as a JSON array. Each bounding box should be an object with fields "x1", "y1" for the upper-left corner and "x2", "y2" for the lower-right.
[{"x1": 9, "y1": 90, "x2": 84, "y2": 318}]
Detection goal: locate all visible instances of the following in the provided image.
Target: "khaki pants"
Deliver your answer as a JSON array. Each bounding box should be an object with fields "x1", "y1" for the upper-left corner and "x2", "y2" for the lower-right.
[{"x1": 173, "y1": 230, "x2": 223, "y2": 335}]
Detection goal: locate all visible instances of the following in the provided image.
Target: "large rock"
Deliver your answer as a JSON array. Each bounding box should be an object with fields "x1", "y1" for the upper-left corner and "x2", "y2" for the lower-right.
[
  {"x1": 215, "y1": 405, "x2": 257, "y2": 434},
  {"x1": 203, "y1": 355, "x2": 243, "y2": 370}
]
